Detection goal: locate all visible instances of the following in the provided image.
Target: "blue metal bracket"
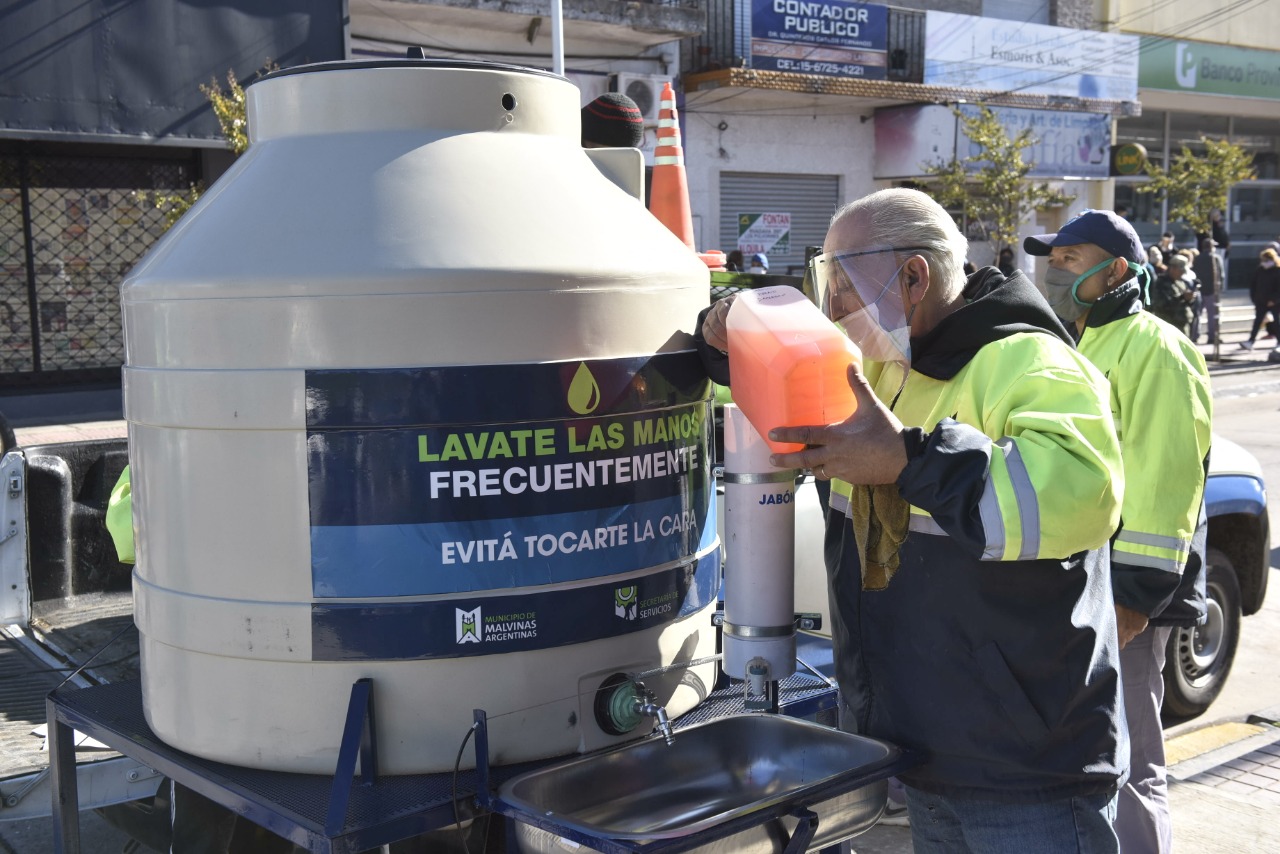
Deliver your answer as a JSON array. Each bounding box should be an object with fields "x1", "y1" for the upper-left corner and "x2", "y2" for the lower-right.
[
  {"x1": 783, "y1": 808, "x2": 819, "y2": 854},
  {"x1": 324, "y1": 677, "x2": 379, "y2": 836},
  {"x1": 47, "y1": 692, "x2": 81, "y2": 854}
]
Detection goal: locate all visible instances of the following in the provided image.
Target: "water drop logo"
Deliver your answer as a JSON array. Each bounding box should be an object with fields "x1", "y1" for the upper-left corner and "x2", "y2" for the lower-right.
[
  {"x1": 456, "y1": 607, "x2": 482, "y2": 644},
  {"x1": 567, "y1": 362, "x2": 602, "y2": 415},
  {"x1": 615, "y1": 586, "x2": 638, "y2": 620},
  {"x1": 1175, "y1": 44, "x2": 1197, "y2": 89}
]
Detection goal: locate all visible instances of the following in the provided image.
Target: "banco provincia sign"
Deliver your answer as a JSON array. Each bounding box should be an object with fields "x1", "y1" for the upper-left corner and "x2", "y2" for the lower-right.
[
  {"x1": 751, "y1": 0, "x2": 888, "y2": 80},
  {"x1": 1139, "y1": 38, "x2": 1280, "y2": 100}
]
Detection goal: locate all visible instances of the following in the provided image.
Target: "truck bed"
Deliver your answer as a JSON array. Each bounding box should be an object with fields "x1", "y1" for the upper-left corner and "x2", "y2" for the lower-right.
[
  {"x1": 1, "y1": 591, "x2": 137, "y2": 780},
  {"x1": 1, "y1": 437, "x2": 134, "y2": 785}
]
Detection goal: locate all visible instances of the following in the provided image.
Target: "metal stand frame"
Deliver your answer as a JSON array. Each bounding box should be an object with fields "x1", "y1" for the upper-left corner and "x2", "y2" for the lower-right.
[
  {"x1": 47, "y1": 678, "x2": 463, "y2": 854},
  {"x1": 46, "y1": 634, "x2": 870, "y2": 854},
  {"x1": 325, "y1": 677, "x2": 378, "y2": 836}
]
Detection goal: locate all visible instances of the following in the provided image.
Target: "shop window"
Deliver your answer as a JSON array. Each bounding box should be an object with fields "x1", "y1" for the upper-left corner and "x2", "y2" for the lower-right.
[
  {"x1": 1169, "y1": 113, "x2": 1229, "y2": 156},
  {"x1": 1232, "y1": 117, "x2": 1280, "y2": 181},
  {"x1": 1113, "y1": 183, "x2": 1162, "y2": 246}
]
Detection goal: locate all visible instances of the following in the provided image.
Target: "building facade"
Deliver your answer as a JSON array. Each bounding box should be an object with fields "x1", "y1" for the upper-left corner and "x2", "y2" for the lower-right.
[
  {"x1": 1, "y1": 0, "x2": 346, "y2": 387},
  {"x1": 678, "y1": 0, "x2": 1128, "y2": 275},
  {"x1": 6, "y1": 0, "x2": 1275, "y2": 388},
  {"x1": 1112, "y1": 0, "x2": 1280, "y2": 289}
]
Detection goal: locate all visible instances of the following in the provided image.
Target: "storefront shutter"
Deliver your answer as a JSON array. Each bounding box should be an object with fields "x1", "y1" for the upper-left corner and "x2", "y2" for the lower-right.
[{"x1": 720, "y1": 172, "x2": 840, "y2": 275}]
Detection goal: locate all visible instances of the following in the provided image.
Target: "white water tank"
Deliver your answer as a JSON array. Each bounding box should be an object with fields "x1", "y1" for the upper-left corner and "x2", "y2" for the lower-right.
[{"x1": 123, "y1": 60, "x2": 720, "y2": 774}]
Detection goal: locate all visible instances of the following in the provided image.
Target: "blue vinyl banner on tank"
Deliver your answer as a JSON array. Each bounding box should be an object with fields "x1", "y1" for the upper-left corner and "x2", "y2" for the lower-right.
[
  {"x1": 305, "y1": 354, "x2": 715, "y2": 598},
  {"x1": 311, "y1": 549, "x2": 720, "y2": 661},
  {"x1": 310, "y1": 495, "x2": 718, "y2": 597},
  {"x1": 306, "y1": 352, "x2": 711, "y2": 427}
]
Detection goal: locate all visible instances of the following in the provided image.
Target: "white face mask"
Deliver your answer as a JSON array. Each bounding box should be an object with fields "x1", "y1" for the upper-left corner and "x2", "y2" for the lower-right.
[
  {"x1": 1264, "y1": 259, "x2": 1277, "y2": 269},
  {"x1": 836, "y1": 300, "x2": 912, "y2": 364}
]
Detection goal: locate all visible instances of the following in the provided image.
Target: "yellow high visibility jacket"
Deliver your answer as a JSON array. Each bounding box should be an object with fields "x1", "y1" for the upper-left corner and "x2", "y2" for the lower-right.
[
  {"x1": 830, "y1": 321, "x2": 1124, "y2": 563},
  {"x1": 825, "y1": 268, "x2": 1127, "y2": 799},
  {"x1": 1080, "y1": 280, "x2": 1212, "y2": 623},
  {"x1": 106, "y1": 464, "x2": 135, "y2": 565}
]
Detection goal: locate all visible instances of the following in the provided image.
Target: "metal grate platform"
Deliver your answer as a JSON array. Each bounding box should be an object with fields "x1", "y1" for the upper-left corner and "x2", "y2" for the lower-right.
[
  {"x1": 49, "y1": 679, "x2": 545, "y2": 852},
  {"x1": 48, "y1": 633, "x2": 841, "y2": 853}
]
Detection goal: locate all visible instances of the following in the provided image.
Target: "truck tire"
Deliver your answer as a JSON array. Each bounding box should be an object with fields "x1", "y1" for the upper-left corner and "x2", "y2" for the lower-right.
[{"x1": 1162, "y1": 548, "x2": 1242, "y2": 720}]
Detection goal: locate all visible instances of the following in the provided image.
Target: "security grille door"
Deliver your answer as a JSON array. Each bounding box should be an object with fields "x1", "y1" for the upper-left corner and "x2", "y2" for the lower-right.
[
  {"x1": 0, "y1": 150, "x2": 196, "y2": 383},
  {"x1": 720, "y1": 173, "x2": 840, "y2": 275}
]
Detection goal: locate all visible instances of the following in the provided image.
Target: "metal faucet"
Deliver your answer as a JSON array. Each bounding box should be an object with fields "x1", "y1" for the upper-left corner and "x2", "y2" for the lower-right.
[
  {"x1": 631, "y1": 683, "x2": 675, "y2": 746},
  {"x1": 743, "y1": 658, "x2": 775, "y2": 712}
]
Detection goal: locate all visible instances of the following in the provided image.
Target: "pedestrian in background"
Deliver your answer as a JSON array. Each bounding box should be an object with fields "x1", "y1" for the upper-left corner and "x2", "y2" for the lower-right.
[
  {"x1": 1181, "y1": 248, "x2": 1204, "y2": 343},
  {"x1": 724, "y1": 249, "x2": 744, "y2": 272},
  {"x1": 1149, "y1": 254, "x2": 1196, "y2": 337},
  {"x1": 1193, "y1": 236, "x2": 1223, "y2": 344},
  {"x1": 997, "y1": 246, "x2": 1015, "y2": 276},
  {"x1": 1208, "y1": 210, "x2": 1231, "y2": 288},
  {"x1": 1241, "y1": 248, "x2": 1280, "y2": 350},
  {"x1": 1210, "y1": 210, "x2": 1231, "y2": 261},
  {"x1": 1148, "y1": 232, "x2": 1175, "y2": 277},
  {"x1": 1025, "y1": 209, "x2": 1211, "y2": 854}
]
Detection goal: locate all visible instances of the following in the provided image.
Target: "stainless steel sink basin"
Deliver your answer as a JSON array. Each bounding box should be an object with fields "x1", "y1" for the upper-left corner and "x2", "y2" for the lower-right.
[{"x1": 499, "y1": 713, "x2": 902, "y2": 854}]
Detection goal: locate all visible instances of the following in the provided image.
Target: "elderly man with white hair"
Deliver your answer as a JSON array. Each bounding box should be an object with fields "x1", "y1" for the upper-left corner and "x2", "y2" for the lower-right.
[{"x1": 697, "y1": 188, "x2": 1128, "y2": 853}]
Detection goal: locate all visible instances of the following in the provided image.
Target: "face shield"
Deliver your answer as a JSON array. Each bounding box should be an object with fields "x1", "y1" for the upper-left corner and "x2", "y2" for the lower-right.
[{"x1": 810, "y1": 244, "x2": 928, "y2": 369}]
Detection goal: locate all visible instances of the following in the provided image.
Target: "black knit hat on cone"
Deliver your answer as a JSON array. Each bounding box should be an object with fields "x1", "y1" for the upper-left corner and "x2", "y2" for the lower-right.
[{"x1": 581, "y1": 93, "x2": 645, "y2": 148}]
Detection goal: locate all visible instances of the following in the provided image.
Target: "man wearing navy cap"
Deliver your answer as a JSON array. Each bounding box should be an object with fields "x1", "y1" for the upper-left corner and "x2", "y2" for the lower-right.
[{"x1": 1025, "y1": 210, "x2": 1212, "y2": 854}]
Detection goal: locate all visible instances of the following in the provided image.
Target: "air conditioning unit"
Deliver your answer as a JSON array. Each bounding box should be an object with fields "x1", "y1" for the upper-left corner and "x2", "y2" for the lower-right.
[{"x1": 610, "y1": 73, "x2": 668, "y2": 126}]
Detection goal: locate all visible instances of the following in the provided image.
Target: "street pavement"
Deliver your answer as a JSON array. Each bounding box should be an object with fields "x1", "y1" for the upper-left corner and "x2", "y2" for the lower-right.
[
  {"x1": 2, "y1": 288, "x2": 1279, "y2": 852},
  {"x1": 852, "y1": 710, "x2": 1280, "y2": 853}
]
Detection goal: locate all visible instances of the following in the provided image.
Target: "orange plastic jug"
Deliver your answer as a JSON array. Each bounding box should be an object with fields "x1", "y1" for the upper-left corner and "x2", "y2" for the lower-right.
[{"x1": 727, "y1": 286, "x2": 860, "y2": 455}]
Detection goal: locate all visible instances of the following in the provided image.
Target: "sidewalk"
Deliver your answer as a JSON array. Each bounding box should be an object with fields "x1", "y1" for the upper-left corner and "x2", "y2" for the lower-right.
[
  {"x1": 13, "y1": 418, "x2": 128, "y2": 446},
  {"x1": 1196, "y1": 289, "x2": 1280, "y2": 373},
  {"x1": 1166, "y1": 710, "x2": 1280, "y2": 851}
]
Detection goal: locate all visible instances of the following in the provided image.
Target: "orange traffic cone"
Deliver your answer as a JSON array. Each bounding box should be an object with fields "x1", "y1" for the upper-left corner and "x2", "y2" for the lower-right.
[{"x1": 649, "y1": 82, "x2": 697, "y2": 252}]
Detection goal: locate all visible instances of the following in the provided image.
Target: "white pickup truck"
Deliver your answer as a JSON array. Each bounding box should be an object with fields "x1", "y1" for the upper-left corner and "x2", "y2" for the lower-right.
[{"x1": 0, "y1": 436, "x2": 162, "y2": 826}]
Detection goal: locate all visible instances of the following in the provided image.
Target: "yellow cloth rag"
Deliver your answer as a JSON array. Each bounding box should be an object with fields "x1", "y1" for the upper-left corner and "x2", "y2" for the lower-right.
[{"x1": 850, "y1": 483, "x2": 910, "y2": 590}]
